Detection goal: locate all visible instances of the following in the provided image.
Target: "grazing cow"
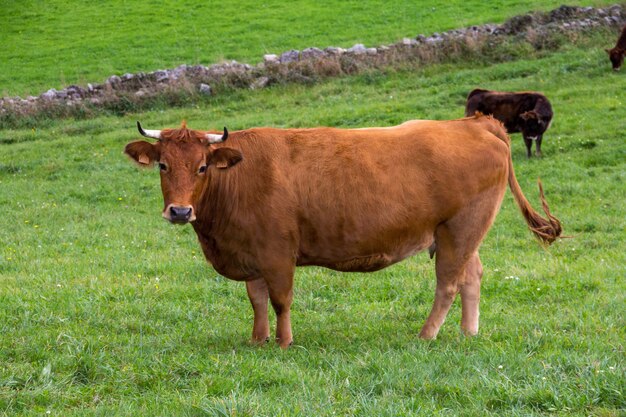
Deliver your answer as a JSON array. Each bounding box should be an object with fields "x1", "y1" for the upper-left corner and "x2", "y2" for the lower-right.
[
  {"x1": 606, "y1": 24, "x2": 626, "y2": 71},
  {"x1": 124, "y1": 115, "x2": 562, "y2": 348},
  {"x1": 465, "y1": 89, "x2": 553, "y2": 158}
]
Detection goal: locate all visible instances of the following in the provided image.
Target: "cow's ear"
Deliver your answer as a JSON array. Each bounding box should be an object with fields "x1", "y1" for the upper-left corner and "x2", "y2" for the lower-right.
[
  {"x1": 209, "y1": 147, "x2": 243, "y2": 169},
  {"x1": 520, "y1": 111, "x2": 538, "y2": 121},
  {"x1": 125, "y1": 141, "x2": 160, "y2": 166}
]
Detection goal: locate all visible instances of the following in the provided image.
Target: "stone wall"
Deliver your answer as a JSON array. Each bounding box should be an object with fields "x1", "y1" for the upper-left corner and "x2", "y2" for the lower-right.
[{"x1": 1, "y1": 5, "x2": 624, "y2": 119}]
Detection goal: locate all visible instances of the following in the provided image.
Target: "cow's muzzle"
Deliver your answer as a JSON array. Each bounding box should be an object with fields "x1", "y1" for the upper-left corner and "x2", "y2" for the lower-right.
[{"x1": 163, "y1": 204, "x2": 196, "y2": 224}]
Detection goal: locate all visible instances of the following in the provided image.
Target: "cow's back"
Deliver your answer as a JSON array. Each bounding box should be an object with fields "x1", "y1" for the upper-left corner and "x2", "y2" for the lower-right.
[{"x1": 465, "y1": 90, "x2": 551, "y2": 133}]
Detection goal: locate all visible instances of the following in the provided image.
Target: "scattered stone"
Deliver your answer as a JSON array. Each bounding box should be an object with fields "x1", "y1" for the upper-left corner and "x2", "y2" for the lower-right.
[
  {"x1": 40, "y1": 89, "x2": 58, "y2": 100},
  {"x1": 264, "y1": 54, "x2": 279, "y2": 64},
  {"x1": 324, "y1": 47, "x2": 345, "y2": 55},
  {"x1": 106, "y1": 75, "x2": 121, "y2": 85},
  {"x1": 154, "y1": 70, "x2": 169, "y2": 83},
  {"x1": 301, "y1": 47, "x2": 325, "y2": 60},
  {"x1": 347, "y1": 43, "x2": 367, "y2": 54},
  {"x1": 198, "y1": 83, "x2": 212, "y2": 95},
  {"x1": 280, "y1": 50, "x2": 300, "y2": 63},
  {"x1": 250, "y1": 77, "x2": 270, "y2": 90}
]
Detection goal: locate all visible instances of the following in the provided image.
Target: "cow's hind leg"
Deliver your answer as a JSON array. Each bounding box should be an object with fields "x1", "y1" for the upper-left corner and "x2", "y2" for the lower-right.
[
  {"x1": 418, "y1": 223, "x2": 466, "y2": 339},
  {"x1": 419, "y1": 186, "x2": 504, "y2": 339},
  {"x1": 460, "y1": 252, "x2": 483, "y2": 336},
  {"x1": 246, "y1": 279, "x2": 270, "y2": 344}
]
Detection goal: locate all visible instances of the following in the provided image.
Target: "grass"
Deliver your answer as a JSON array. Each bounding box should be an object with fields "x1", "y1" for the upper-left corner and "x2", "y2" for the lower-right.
[
  {"x1": 0, "y1": 0, "x2": 618, "y2": 97},
  {"x1": 1, "y1": 29, "x2": 625, "y2": 415}
]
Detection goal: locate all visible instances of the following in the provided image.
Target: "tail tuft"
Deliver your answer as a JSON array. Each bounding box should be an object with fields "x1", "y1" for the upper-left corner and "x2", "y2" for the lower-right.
[{"x1": 528, "y1": 180, "x2": 562, "y2": 245}]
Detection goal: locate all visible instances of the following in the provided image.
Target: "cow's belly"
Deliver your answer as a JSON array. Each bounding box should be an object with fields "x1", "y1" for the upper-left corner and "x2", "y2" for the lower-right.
[{"x1": 296, "y1": 234, "x2": 434, "y2": 272}]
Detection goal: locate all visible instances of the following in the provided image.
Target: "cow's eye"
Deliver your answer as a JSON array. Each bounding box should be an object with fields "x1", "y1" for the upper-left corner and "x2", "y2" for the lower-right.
[
  {"x1": 159, "y1": 163, "x2": 167, "y2": 172},
  {"x1": 198, "y1": 165, "x2": 207, "y2": 174}
]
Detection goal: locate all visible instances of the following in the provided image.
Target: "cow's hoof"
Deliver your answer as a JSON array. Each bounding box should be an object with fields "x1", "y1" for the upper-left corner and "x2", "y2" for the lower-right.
[
  {"x1": 418, "y1": 328, "x2": 438, "y2": 340},
  {"x1": 276, "y1": 338, "x2": 293, "y2": 349},
  {"x1": 250, "y1": 336, "x2": 271, "y2": 346}
]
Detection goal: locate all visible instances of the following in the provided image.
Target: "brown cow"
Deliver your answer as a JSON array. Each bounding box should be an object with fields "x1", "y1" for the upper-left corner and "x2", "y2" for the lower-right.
[
  {"x1": 124, "y1": 115, "x2": 562, "y2": 348},
  {"x1": 606, "y1": 24, "x2": 626, "y2": 71},
  {"x1": 465, "y1": 89, "x2": 553, "y2": 158}
]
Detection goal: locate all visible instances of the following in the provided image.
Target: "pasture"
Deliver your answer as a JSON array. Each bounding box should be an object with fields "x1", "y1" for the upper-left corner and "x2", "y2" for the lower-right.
[
  {"x1": 1, "y1": 2, "x2": 625, "y2": 416},
  {"x1": 0, "y1": 0, "x2": 618, "y2": 97}
]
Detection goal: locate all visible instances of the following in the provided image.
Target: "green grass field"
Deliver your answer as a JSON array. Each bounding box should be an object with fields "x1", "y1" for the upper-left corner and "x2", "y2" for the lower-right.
[
  {"x1": 1, "y1": 1, "x2": 625, "y2": 416},
  {"x1": 0, "y1": 0, "x2": 616, "y2": 97}
]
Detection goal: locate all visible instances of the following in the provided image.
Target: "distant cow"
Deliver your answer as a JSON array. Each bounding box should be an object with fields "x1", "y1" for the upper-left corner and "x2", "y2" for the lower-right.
[
  {"x1": 465, "y1": 89, "x2": 553, "y2": 158},
  {"x1": 124, "y1": 115, "x2": 562, "y2": 348},
  {"x1": 606, "y1": 24, "x2": 626, "y2": 71}
]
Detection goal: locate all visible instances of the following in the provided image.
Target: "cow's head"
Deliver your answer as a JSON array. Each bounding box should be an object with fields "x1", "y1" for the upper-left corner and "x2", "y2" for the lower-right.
[
  {"x1": 125, "y1": 121, "x2": 242, "y2": 224},
  {"x1": 519, "y1": 111, "x2": 550, "y2": 140},
  {"x1": 606, "y1": 47, "x2": 624, "y2": 71}
]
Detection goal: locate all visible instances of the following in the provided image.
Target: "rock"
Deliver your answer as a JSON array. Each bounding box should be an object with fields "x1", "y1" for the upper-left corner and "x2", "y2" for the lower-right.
[
  {"x1": 171, "y1": 64, "x2": 189, "y2": 80},
  {"x1": 280, "y1": 50, "x2": 300, "y2": 63},
  {"x1": 324, "y1": 47, "x2": 345, "y2": 55},
  {"x1": 301, "y1": 47, "x2": 325, "y2": 60},
  {"x1": 250, "y1": 77, "x2": 269, "y2": 90},
  {"x1": 347, "y1": 43, "x2": 367, "y2": 54},
  {"x1": 198, "y1": 83, "x2": 212, "y2": 95},
  {"x1": 264, "y1": 54, "x2": 279, "y2": 64},
  {"x1": 366, "y1": 48, "x2": 378, "y2": 55},
  {"x1": 107, "y1": 75, "x2": 122, "y2": 85},
  {"x1": 41, "y1": 89, "x2": 57, "y2": 100},
  {"x1": 153, "y1": 70, "x2": 169, "y2": 83}
]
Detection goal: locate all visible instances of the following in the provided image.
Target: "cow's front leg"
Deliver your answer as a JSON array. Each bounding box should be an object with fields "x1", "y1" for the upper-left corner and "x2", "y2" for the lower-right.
[
  {"x1": 245, "y1": 278, "x2": 270, "y2": 344},
  {"x1": 535, "y1": 134, "x2": 543, "y2": 158},
  {"x1": 523, "y1": 135, "x2": 533, "y2": 158},
  {"x1": 265, "y1": 267, "x2": 295, "y2": 349}
]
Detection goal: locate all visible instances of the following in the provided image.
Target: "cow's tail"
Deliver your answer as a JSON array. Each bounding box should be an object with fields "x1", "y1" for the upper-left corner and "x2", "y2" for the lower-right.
[{"x1": 485, "y1": 116, "x2": 563, "y2": 245}]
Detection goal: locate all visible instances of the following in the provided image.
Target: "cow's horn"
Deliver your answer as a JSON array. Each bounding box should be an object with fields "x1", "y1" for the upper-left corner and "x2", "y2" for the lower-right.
[
  {"x1": 205, "y1": 127, "x2": 229, "y2": 143},
  {"x1": 137, "y1": 121, "x2": 162, "y2": 139}
]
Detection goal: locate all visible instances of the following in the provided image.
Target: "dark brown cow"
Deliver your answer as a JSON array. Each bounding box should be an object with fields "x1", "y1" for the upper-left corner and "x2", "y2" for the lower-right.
[
  {"x1": 465, "y1": 89, "x2": 553, "y2": 158},
  {"x1": 606, "y1": 24, "x2": 626, "y2": 71},
  {"x1": 124, "y1": 115, "x2": 562, "y2": 348}
]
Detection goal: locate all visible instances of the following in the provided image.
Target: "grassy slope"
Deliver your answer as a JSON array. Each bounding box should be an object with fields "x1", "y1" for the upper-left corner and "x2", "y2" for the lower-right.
[
  {"x1": 0, "y1": 30, "x2": 625, "y2": 415},
  {"x1": 0, "y1": 0, "x2": 616, "y2": 97}
]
